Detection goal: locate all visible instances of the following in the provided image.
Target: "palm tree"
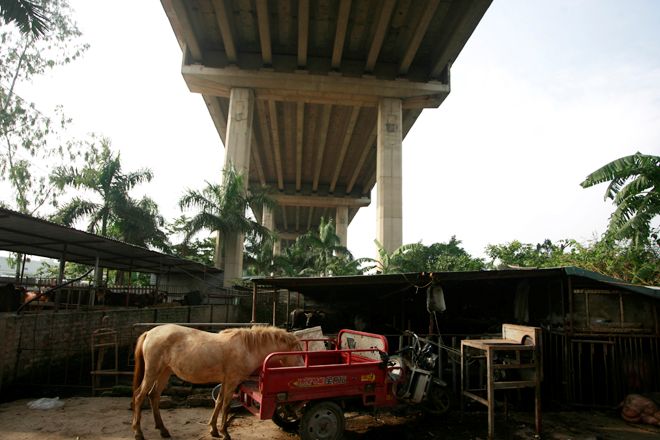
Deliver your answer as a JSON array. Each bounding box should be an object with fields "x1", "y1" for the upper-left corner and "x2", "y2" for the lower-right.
[
  {"x1": 360, "y1": 240, "x2": 425, "y2": 274},
  {"x1": 296, "y1": 217, "x2": 353, "y2": 276},
  {"x1": 179, "y1": 164, "x2": 275, "y2": 270},
  {"x1": 581, "y1": 152, "x2": 659, "y2": 245},
  {"x1": 51, "y1": 138, "x2": 166, "y2": 249},
  {"x1": 0, "y1": 0, "x2": 49, "y2": 36}
]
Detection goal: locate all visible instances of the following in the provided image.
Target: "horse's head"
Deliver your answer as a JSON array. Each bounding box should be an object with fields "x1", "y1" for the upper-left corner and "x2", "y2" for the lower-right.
[{"x1": 261, "y1": 332, "x2": 304, "y2": 368}]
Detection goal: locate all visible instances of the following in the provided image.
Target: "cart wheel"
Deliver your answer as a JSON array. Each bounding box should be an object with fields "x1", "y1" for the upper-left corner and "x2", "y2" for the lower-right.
[
  {"x1": 272, "y1": 404, "x2": 302, "y2": 432},
  {"x1": 424, "y1": 383, "x2": 451, "y2": 415},
  {"x1": 299, "y1": 401, "x2": 345, "y2": 440}
]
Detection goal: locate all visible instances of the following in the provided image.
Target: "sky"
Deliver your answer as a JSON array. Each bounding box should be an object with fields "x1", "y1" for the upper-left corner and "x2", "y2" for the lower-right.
[{"x1": 14, "y1": 0, "x2": 660, "y2": 261}]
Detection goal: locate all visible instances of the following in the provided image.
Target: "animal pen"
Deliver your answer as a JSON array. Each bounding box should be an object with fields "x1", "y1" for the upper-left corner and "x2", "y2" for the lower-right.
[
  {"x1": 0, "y1": 208, "x2": 240, "y2": 397},
  {"x1": 252, "y1": 267, "x2": 660, "y2": 408}
]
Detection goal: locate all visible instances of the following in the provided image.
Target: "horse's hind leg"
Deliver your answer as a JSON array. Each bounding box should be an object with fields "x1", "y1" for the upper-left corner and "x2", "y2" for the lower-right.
[
  {"x1": 149, "y1": 370, "x2": 172, "y2": 438},
  {"x1": 132, "y1": 376, "x2": 154, "y2": 440}
]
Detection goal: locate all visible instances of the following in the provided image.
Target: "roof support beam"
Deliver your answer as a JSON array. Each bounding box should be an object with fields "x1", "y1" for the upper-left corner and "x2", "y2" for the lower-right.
[
  {"x1": 255, "y1": 99, "x2": 276, "y2": 181},
  {"x1": 365, "y1": 0, "x2": 395, "y2": 72},
  {"x1": 346, "y1": 125, "x2": 376, "y2": 194},
  {"x1": 267, "y1": 100, "x2": 284, "y2": 190},
  {"x1": 250, "y1": 137, "x2": 266, "y2": 186},
  {"x1": 312, "y1": 105, "x2": 333, "y2": 192},
  {"x1": 256, "y1": 0, "x2": 273, "y2": 66},
  {"x1": 297, "y1": 0, "x2": 309, "y2": 67},
  {"x1": 307, "y1": 207, "x2": 314, "y2": 230},
  {"x1": 203, "y1": 95, "x2": 227, "y2": 145},
  {"x1": 183, "y1": 64, "x2": 449, "y2": 107},
  {"x1": 295, "y1": 206, "x2": 300, "y2": 231},
  {"x1": 212, "y1": 0, "x2": 237, "y2": 63},
  {"x1": 331, "y1": 0, "x2": 352, "y2": 70},
  {"x1": 295, "y1": 101, "x2": 304, "y2": 191},
  {"x1": 273, "y1": 193, "x2": 370, "y2": 208},
  {"x1": 281, "y1": 206, "x2": 289, "y2": 231},
  {"x1": 430, "y1": 0, "x2": 492, "y2": 78},
  {"x1": 399, "y1": 0, "x2": 440, "y2": 75},
  {"x1": 162, "y1": 0, "x2": 202, "y2": 61},
  {"x1": 330, "y1": 106, "x2": 360, "y2": 193}
]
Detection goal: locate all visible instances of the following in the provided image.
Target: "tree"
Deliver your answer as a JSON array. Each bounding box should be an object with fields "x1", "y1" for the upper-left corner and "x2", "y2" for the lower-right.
[
  {"x1": 295, "y1": 217, "x2": 354, "y2": 276},
  {"x1": 363, "y1": 236, "x2": 485, "y2": 274},
  {"x1": 167, "y1": 215, "x2": 215, "y2": 266},
  {"x1": 179, "y1": 164, "x2": 275, "y2": 269},
  {"x1": 484, "y1": 235, "x2": 659, "y2": 285},
  {"x1": 0, "y1": 0, "x2": 49, "y2": 36},
  {"x1": 1, "y1": 1, "x2": 87, "y2": 279},
  {"x1": 1, "y1": 0, "x2": 87, "y2": 216},
  {"x1": 580, "y1": 152, "x2": 659, "y2": 246},
  {"x1": 271, "y1": 244, "x2": 310, "y2": 277},
  {"x1": 243, "y1": 230, "x2": 276, "y2": 276},
  {"x1": 426, "y1": 236, "x2": 486, "y2": 272},
  {"x1": 51, "y1": 138, "x2": 167, "y2": 250},
  {"x1": 360, "y1": 240, "x2": 425, "y2": 274},
  {"x1": 485, "y1": 239, "x2": 571, "y2": 269}
]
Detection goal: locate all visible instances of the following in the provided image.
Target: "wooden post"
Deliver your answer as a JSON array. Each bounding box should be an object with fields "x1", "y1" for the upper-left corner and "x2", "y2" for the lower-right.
[
  {"x1": 251, "y1": 283, "x2": 257, "y2": 323},
  {"x1": 272, "y1": 290, "x2": 277, "y2": 326},
  {"x1": 487, "y1": 347, "x2": 494, "y2": 440}
]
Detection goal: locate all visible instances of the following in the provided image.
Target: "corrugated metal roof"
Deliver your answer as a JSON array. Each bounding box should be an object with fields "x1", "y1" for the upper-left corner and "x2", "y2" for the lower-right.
[
  {"x1": 0, "y1": 208, "x2": 220, "y2": 275},
  {"x1": 251, "y1": 267, "x2": 660, "y2": 301}
]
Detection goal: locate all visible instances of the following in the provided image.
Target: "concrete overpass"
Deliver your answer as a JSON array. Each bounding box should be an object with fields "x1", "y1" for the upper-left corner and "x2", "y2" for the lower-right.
[{"x1": 161, "y1": 0, "x2": 492, "y2": 284}]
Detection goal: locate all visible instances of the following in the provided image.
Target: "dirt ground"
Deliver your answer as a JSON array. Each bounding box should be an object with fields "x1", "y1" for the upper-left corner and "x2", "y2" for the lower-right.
[{"x1": 0, "y1": 396, "x2": 659, "y2": 440}]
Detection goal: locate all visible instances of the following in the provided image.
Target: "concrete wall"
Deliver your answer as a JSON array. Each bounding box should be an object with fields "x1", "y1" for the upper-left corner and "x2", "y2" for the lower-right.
[{"x1": 0, "y1": 303, "x2": 248, "y2": 393}]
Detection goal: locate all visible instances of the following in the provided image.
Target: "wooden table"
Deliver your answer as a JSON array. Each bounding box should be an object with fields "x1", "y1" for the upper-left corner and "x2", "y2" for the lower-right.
[{"x1": 461, "y1": 324, "x2": 542, "y2": 439}]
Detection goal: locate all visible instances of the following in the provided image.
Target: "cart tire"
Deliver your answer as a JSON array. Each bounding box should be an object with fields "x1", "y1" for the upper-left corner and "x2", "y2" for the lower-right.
[
  {"x1": 272, "y1": 404, "x2": 301, "y2": 432},
  {"x1": 299, "y1": 401, "x2": 344, "y2": 440},
  {"x1": 424, "y1": 383, "x2": 451, "y2": 415}
]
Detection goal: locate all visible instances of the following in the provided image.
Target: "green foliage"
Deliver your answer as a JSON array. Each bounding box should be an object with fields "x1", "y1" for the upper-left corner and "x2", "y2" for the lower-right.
[
  {"x1": 581, "y1": 152, "x2": 660, "y2": 245},
  {"x1": 0, "y1": 0, "x2": 87, "y2": 215},
  {"x1": 50, "y1": 138, "x2": 168, "y2": 250},
  {"x1": 362, "y1": 237, "x2": 485, "y2": 274},
  {"x1": 244, "y1": 230, "x2": 275, "y2": 276},
  {"x1": 296, "y1": 217, "x2": 353, "y2": 276},
  {"x1": 485, "y1": 239, "x2": 573, "y2": 269},
  {"x1": 167, "y1": 215, "x2": 215, "y2": 266},
  {"x1": 268, "y1": 218, "x2": 358, "y2": 277},
  {"x1": 178, "y1": 164, "x2": 275, "y2": 267},
  {"x1": 0, "y1": 0, "x2": 49, "y2": 36},
  {"x1": 485, "y1": 234, "x2": 659, "y2": 285}
]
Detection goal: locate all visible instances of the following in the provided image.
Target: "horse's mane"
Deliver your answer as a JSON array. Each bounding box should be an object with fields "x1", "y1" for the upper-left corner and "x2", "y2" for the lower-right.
[{"x1": 221, "y1": 326, "x2": 300, "y2": 351}]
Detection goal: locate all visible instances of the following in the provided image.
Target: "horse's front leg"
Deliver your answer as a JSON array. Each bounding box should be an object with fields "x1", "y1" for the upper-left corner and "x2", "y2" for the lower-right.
[
  {"x1": 208, "y1": 384, "x2": 225, "y2": 437},
  {"x1": 149, "y1": 370, "x2": 172, "y2": 438},
  {"x1": 218, "y1": 381, "x2": 239, "y2": 440}
]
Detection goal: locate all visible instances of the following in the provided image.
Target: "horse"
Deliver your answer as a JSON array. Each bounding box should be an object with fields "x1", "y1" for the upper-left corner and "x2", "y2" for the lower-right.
[{"x1": 131, "y1": 324, "x2": 302, "y2": 440}]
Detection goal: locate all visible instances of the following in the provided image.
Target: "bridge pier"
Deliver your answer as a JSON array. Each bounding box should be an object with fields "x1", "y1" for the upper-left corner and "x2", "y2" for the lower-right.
[{"x1": 221, "y1": 88, "x2": 254, "y2": 286}]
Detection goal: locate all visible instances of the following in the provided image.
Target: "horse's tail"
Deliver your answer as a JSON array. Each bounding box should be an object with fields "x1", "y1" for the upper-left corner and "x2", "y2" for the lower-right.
[{"x1": 132, "y1": 331, "x2": 147, "y2": 396}]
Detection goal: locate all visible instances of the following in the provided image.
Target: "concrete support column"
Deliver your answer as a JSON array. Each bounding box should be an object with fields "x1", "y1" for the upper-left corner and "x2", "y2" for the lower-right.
[
  {"x1": 262, "y1": 205, "x2": 275, "y2": 230},
  {"x1": 262, "y1": 205, "x2": 281, "y2": 256},
  {"x1": 376, "y1": 98, "x2": 403, "y2": 255},
  {"x1": 221, "y1": 88, "x2": 254, "y2": 287},
  {"x1": 335, "y1": 206, "x2": 348, "y2": 248}
]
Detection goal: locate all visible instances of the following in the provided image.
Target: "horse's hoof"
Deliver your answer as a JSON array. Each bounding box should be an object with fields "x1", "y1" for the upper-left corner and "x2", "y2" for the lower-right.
[
  {"x1": 135, "y1": 433, "x2": 145, "y2": 440},
  {"x1": 210, "y1": 429, "x2": 220, "y2": 438},
  {"x1": 221, "y1": 433, "x2": 231, "y2": 440},
  {"x1": 159, "y1": 429, "x2": 171, "y2": 438}
]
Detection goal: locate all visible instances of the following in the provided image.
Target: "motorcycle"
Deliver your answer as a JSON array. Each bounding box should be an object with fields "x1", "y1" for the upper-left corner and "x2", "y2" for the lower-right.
[{"x1": 389, "y1": 330, "x2": 452, "y2": 414}]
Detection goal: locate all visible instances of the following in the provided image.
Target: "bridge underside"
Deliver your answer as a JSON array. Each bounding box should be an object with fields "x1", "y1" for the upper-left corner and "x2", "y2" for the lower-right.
[{"x1": 161, "y1": 0, "x2": 491, "y2": 281}]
